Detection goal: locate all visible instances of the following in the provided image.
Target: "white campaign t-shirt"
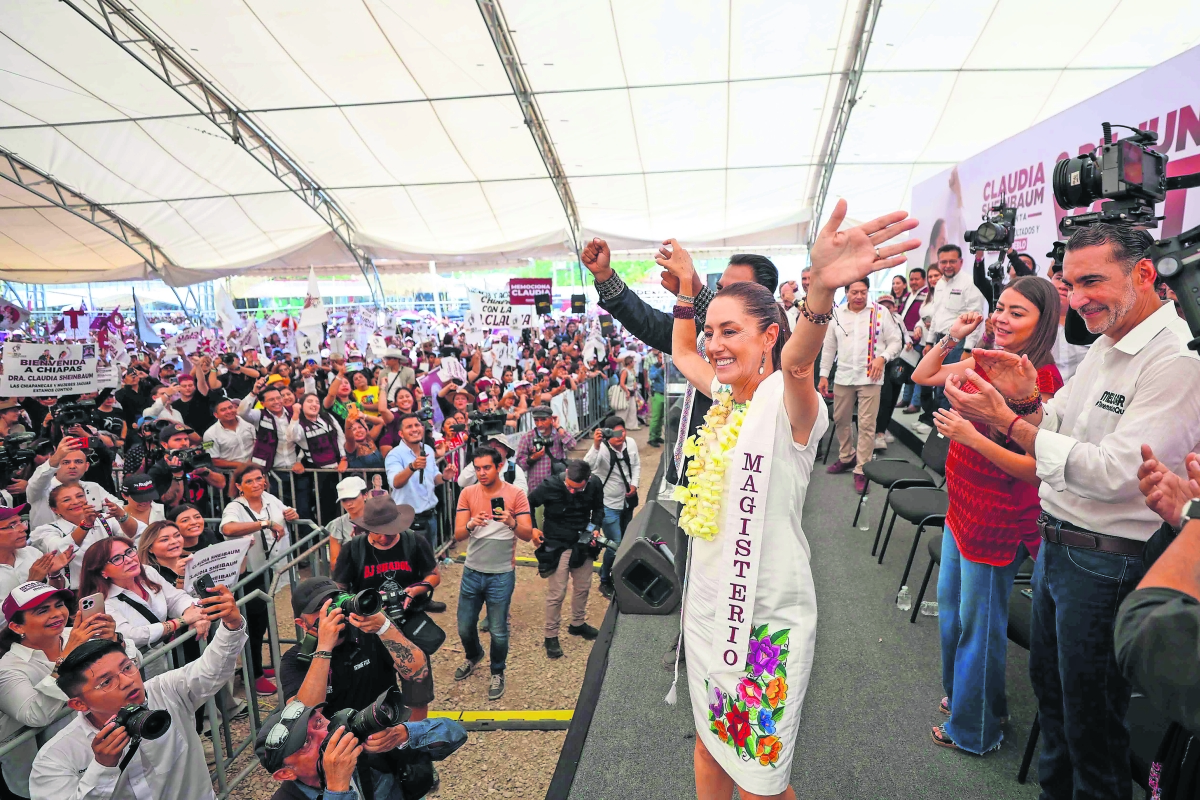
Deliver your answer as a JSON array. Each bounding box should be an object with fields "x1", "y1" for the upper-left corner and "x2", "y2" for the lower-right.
[{"x1": 219, "y1": 492, "x2": 289, "y2": 572}]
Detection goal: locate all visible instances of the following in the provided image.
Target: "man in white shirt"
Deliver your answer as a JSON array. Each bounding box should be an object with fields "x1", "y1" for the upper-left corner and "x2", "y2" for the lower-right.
[
  {"x1": 926, "y1": 244, "x2": 988, "y2": 349},
  {"x1": 29, "y1": 585, "x2": 247, "y2": 800},
  {"x1": 582, "y1": 417, "x2": 640, "y2": 598},
  {"x1": 946, "y1": 224, "x2": 1200, "y2": 800},
  {"x1": 457, "y1": 435, "x2": 529, "y2": 495},
  {"x1": 26, "y1": 437, "x2": 124, "y2": 529},
  {"x1": 819, "y1": 279, "x2": 902, "y2": 491},
  {"x1": 1048, "y1": 261, "x2": 1091, "y2": 382},
  {"x1": 380, "y1": 348, "x2": 415, "y2": 404},
  {"x1": 203, "y1": 395, "x2": 256, "y2": 472}
]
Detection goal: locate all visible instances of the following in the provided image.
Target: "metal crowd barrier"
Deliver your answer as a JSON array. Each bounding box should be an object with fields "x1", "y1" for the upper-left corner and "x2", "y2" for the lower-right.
[{"x1": 0, "y1": 519, "x2": 334, "y2": 800}]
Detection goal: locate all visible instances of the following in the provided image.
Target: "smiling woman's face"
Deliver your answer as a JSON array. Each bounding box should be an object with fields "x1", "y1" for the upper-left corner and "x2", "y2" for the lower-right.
[{"x1": 702, "y1": 295, "x2": 776, "y2": 387}]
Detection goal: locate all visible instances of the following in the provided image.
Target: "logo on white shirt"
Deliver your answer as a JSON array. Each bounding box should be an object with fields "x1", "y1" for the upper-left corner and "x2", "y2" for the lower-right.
[{"x1": 1096, "y1": 391, "x2": 1127, "y2": 415}]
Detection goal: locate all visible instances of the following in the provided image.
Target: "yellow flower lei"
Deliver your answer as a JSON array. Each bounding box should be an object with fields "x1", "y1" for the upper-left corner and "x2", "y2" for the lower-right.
[{"x1": 672, "y1": 388, "x2": 748, "y2": 540}]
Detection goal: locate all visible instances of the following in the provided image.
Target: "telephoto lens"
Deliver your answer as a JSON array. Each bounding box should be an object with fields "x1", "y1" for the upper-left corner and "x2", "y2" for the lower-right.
[
  {"x1": 329, "y1": 589, "x2": 382, "y2": 617},
  {"x1": 114, "y1": 704, "x2": 172, "y2": 740},
  {"x1": 328, "y1": 687, "x2": 409, "y2": 739}
]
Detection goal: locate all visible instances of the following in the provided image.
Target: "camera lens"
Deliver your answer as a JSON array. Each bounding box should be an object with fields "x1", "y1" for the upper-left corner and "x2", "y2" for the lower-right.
[
  {"x1": 118, "y1": 705, "x2": 172, "y2": 740},
  {"x1": 1053, "y1": 155, "x2": 1101, "y2": 210},
  {"x1": 1156, "y1": 255, "x2": 1182, "y2": 278}
]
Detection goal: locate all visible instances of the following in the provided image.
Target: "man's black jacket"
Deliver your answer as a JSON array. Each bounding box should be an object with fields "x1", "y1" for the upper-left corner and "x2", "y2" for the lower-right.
[
  {"x1": 527, "y1": 473, "x2": 605, "y2": 546},
  {"x1": 598, "y1": 283, "x2": 713, "y2": 484}
]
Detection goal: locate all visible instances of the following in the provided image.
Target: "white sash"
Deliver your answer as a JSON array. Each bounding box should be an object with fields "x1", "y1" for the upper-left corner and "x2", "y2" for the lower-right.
[{"x1": 706, "y1": 371, "x2": 782, "y2": 696}]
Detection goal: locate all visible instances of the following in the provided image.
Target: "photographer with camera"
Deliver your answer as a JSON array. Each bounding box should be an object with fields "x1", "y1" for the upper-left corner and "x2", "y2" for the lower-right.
[
  {"x1": 515, "y1": 406, "x2": 576, "y2": 499},
  {"x1": 332, "y1": 498, "x2": 442, "y2": 720},
  {"x1": 452, "y1": 446, "x2": 532, "y2": 700},
  {"x1": 383, "y1": 414, "x2": 457, "y2": 554},
  {"x1": 115, "y1": 370, "x2": 153, "y2": 431},
  {"x1": 583, "y1": 417, "x2": 640, "y2": 599},
  {"x1": 147, "y1": 423, "x2": 225, "y2": 510},
  {"x1": 255, "y1": 699, "x2": 467, "y2": 800},
  {"x1": 26, "y1": 436, "x2": 124, "y2": 529},
  {"x1": 27, "y1": 583, "x2": 246, "y2": 800},
  {"x1": 527, "y1": 459, "x2": 604, "y2": 659},
  {"x1": 945, "y1": 224, "x2": 1200, "y2": 799}
]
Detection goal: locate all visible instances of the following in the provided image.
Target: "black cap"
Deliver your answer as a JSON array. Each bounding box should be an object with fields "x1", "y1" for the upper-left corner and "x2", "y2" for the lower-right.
[
  {"x1": 158, "y1": 422, "x2": 193, "y2": 443},
  {"x1": 291, "y1": 577, "x2": 341, "y2": 618},
  {"x1": 121, "y1": 472, "x2": 159, "y2": 502},
  {"x1": 530, "y1": 405, "x2": 553, "y2": 419},
  {"x1": 255, "y1": 701, "x2": 318, "y2": 774}
]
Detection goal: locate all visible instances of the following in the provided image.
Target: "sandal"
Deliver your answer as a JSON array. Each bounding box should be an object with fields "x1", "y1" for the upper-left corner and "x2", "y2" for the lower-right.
[
  {"x1": 931, "y1": 724, "x2": 960, "y2": 751},
  {"x1": 939, "y1": 697, "x2": 950, "y2": 715}
]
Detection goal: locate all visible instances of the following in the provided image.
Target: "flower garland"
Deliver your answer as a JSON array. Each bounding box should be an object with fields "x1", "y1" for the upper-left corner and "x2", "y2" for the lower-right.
[{"x1": 672, "y1": 387, "x2": 748, "y2": 541}]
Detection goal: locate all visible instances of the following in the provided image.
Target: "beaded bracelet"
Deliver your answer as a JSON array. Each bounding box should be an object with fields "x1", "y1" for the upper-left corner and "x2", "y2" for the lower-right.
[
  {"x1": 798, "y1": 299, "x2": 834, "y2": 325},
  {"x1": 672, "y1": 304, "x2": 696, "y2": 320},
  {"x1": 1006, "y1": 390, "x2": 1042, "y2": 416}
]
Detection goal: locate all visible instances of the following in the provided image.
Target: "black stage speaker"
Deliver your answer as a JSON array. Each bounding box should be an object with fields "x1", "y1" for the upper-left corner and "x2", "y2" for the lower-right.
[
  {"x1": 534, "y1": 293, "x2": 552, "y2": 316},
  {"x1": 598, "y1": 313, "x2": 614, "y2": 337},
  {"x1": 612, "y1": 500, "x2": 682, "y2": 615},
  {"x1": 570, "y1": 294, "x2": 586, "y2": 314}
]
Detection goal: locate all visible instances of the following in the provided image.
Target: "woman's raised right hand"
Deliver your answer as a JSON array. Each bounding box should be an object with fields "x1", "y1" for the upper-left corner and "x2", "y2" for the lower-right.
[
  {"x1": 949, "y1": 311, "x2": 983, "y2": 340},
  {"x1": 654, "y1": 239, "x2": 696, "y2": 288}
]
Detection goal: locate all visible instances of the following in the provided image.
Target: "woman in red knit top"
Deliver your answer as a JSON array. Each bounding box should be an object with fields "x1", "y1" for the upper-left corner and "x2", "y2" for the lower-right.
[{"x1": 912, "y1": 276, "x2": 1063, "y2": 754}]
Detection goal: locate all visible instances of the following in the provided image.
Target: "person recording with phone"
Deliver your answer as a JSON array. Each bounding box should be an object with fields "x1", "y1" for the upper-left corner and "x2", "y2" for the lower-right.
[
  {"x1": 332, "y1": 498, "x2": 441, "y2": 721},
  {"x1": 30, "y1": 484, "x2": 128, "y2": 590},
  {"x1": 27, "y1": 583, "x2": 246, "y2": 800},
  {"x1": 452, "y1": 446, "x2": 532, "y2": 701},
  {"x1": 25, "y1": 437, "x2": 124, "y2": 530},
  {"x1": 0, "y1": 582, "x2": 136, "y2": 800},
  {"x1": 274, "y1": 576, "x2": 445, "y2": 798},
  {"x1": 583, "y1": 418, "x2": 640, "y2": 599}
]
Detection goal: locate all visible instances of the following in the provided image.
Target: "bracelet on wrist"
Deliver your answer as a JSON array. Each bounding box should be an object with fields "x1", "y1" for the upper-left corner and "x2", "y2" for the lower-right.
[
  {"x1": 312, "y1": 650, "x2": 333, "y2": 660},
  {"x1": 1005, "y1": 390, "x2": 1042, "y2": 416},
  {"x1": 940, "y1": 335, "x2": 961, "y2": 352},
  {"x1": 672, "y1": 304, "x2": 696, "y2": 320},
  {"x1": 798, "y1": 299, "x2": 834, "y2": 325},
  {"x1": 677, "y1": 292, "x2": 696, "y2": 304}
]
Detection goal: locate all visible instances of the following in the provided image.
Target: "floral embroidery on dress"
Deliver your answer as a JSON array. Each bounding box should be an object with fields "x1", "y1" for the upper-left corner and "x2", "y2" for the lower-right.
[{"x1": 706, "y1": 624, "x2": 790, "y2": 766}]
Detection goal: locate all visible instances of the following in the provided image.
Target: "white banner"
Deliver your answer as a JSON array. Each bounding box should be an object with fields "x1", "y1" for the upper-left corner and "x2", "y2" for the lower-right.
[
  {"x1": 62, "y1": 308, "x2": 91, "y2": 341},
  {"x1": 183, "y1": 538, "x2": 253, "y2": 596},
  {"x1": 1, "y1": 342, "x2": 98, "y2": 396},
  {"x1": 910, "y1": 46, "x2": 1200, "y2": 276},
  {"x1": 465, "y1": 292, "x2": 536, "y2": 338},
  {"x1": 165, "y1": 327, "x2": 205, "y2": 354},
  {"x1": 296, "y1": 327, "x2": 322, "y2": 360}
]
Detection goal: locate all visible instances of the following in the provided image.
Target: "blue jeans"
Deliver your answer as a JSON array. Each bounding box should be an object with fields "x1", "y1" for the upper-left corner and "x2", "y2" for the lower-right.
[
  {"x1": 457, "y1": 568, "x2": 516, "y2": 674},
  {"x1": 599, "y1": 506, "x2": 624, "y2": 585},
  {"x1": 1030, "y1": 539, "x2": 1145, "y2": 800},
  {"x1": 938, "y1": 527, "x2": 1028, "y2": 754}
]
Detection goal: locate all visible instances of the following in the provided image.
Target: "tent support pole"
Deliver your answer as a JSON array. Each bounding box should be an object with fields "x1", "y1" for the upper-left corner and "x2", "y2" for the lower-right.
[{"x1": 804, "y1": 0, "x2": 884, "y2": 251}]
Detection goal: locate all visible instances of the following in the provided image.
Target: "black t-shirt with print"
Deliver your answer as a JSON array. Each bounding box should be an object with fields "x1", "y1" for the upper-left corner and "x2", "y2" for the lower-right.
[
  {"x1": 332, "y1": 532, "x2": 437, "y2": 613},
  {"x1": 219, "y1": 371, "x2": 257, "y2": 400},
  {"x1": 278, "y1": 631, "x2": 398, "y2": 711}
]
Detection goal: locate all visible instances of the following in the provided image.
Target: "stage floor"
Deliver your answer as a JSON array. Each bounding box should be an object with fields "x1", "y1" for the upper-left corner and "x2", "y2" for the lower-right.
[{"x1": 568, "y1": 428, "x2": 1042, "y2": 800}]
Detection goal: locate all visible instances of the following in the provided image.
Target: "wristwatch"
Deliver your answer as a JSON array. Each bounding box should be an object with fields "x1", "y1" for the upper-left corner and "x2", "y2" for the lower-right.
[{"x1": 1179, "y1": 498, "x2": 1200, "y2": 530}]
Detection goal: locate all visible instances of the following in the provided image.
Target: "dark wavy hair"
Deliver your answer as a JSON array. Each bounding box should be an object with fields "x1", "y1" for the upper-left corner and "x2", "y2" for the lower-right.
[
  {"x1": 1002, "y1": 276, "x2": 1060, "y2": 369},
  {"x1": 711, "y1": 281, "x2": 791, "y2": 371}
]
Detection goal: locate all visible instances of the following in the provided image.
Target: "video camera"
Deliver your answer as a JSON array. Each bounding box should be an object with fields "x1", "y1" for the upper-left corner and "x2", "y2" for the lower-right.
[
  {"x1": 1050, "y1": 122, "x2": 1200, "y2": 347},
  {"x1": 54, "y1": 400, "x2": 96, "y2": 429},
  {"x1": 964, "y1": 203, "x2": 1018, "y2": 254},
  {"x1": 414, "y1": 397, "x2": 435, "y2": 432},
  {"x1": 0, "y1": 432, "x2": 37, "y2": 486},
  {"x1": 169, "y1": 441, "x2": 214, "y2": 472},
  {"x1": 466, "y1": 411, "x2": 507, "y2": 443}
]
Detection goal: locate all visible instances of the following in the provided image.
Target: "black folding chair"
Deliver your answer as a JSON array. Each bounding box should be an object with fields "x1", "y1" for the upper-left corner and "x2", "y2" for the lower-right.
[
  {"x1": 872, "y1": 431, "x2": 951, "y2": 592},
  {"x1": 854, "y1": 427, "x2": 947, "y2": 547}
]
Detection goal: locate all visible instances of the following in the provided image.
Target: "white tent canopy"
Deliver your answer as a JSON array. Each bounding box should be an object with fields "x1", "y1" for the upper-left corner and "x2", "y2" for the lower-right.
[{"x1": 2, "y1": 0, "x2": 1198, "y2": 285}]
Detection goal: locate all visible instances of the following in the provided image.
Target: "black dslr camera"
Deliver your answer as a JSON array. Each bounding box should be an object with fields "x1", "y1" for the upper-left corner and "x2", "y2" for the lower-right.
[
  {"x1": 114, "y1": 704, "x2": 172, "y2": 740},
  {"x1": 328, "y1": 686, "x2": 409, "y2": 740},
  {"x1": 54, "y1": 400, "x2": 96, "y2": 428},
  {"x1": 964, "y1": 202, "x2": 1018, "y2": 254},
  {"x1": 0, "y1": 433, "x2": 37, "y2": 486},
  {"x1": 328, "y1": 589, "x2": 382, "y2": 617},
  {"x1": 172, "y1": 441, "x2": 214, "y2": 472}
]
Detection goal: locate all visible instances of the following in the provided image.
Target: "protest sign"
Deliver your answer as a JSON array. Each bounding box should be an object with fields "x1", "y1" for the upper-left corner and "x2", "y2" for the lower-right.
[
  {"x1": 165, "y1": 327, "x2": 205, "y2": 354},
  {"x1": 183, "y1": 538, "x2": 253, "y2": 596},
  {"x1": 508, "y1": 278, "x2": 552, "y2": 305},
  {"x1": 465, "y1": 292, "x2": 536, "y2": 340},
  {"x1": 0, "y1": 298, "x2": 30, "y2": 331},
  {"x1": 296, "y1": 327, "x2": 322, "y2": 360},
  {"x1": 329, "y1": 336, "x2": 346, "y2": 357},
  {"x1": 1, "y1": 342, "x2": 98, "y2": 396},
  {"x1": 62, "y1": 307, "x2": 91, "y2": 341}
]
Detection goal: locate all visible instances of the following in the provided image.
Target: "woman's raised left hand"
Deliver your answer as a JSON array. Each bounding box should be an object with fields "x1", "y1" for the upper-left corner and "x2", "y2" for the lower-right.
[{"x1": 808, "y1": 199, "x2": 920, "y2": 295}]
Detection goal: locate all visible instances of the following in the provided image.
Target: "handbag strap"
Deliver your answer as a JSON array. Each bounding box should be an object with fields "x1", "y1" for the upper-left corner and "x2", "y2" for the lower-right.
[
  {"x1": 235, "y1": 498, "x2": 275, "y2": 555},
  {"x1": 114, "y1": 591, "x2": 163, "y2": 628}
]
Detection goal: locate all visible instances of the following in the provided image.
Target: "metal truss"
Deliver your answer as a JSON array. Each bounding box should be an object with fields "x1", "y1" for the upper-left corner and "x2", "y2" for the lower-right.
[
  {"x1": 0, "y1": 147, "x2": 176, "y2": 276},
  {"x1": 61, "y1": 0, "x2": 386, "y2": 308},
  {"x1": 806, "y1": 0, "x2": 884, "y2": 250},
  {"x1": 477, "y1": 0, "x2": 585, "y2": 282}
]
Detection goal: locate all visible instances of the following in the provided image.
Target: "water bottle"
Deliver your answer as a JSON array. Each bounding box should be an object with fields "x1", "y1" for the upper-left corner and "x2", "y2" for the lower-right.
[
  {"x1": 919, "y1": 601, "x2": 939, "y2": 617},
  {"x1": 896, "y1": 585, "x2": 912, "y2": 611}
]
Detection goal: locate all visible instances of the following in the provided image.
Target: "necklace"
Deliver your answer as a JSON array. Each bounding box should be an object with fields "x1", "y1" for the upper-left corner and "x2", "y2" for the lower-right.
[{"x1": 672, "y1": 386, "x2": 749, "y2": 541}]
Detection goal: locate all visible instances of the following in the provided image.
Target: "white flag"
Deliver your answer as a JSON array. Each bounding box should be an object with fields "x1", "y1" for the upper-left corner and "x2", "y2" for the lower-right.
[
  {"x1": 215, "y1": 285, "x2": 241, "y2": 336},
  {"x1": 299, "y1": 267, "x2": 328, "y2": 329}
]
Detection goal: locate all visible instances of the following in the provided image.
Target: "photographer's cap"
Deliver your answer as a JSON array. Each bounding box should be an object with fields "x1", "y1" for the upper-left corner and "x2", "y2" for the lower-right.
[
  {"x1": 255, "y1": 701, "x2": 318, "y2": 774},
  {"x1": 158, "y1": 422, "x2": 193, "y2": 443},
  {"x1": 335, "y1": 475, "x2": 367, "y2": 501},
  {"x1": 2, "y1": 581, "x2": 73, "y2": 621},
  {"x1": 291, "y1": 577, "x2": 342, "y2": 617},
  {"x1": 531, "y1": 405, "x2": 553, "y2": 419},
  {"x1": 121, "y1": 473, "x2": 159, "y2": 502}
]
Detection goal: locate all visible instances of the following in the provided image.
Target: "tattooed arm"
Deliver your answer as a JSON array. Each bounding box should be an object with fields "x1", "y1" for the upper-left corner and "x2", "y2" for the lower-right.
[{"x1": 380, "y1": 624, "x2": 428, "y2": 681}]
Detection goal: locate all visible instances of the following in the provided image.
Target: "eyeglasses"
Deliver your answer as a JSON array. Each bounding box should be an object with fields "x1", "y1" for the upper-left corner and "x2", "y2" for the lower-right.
[
  {"x1": 0, "y1": 519, "x2": 26, "y2": 532},
  {"x1": 263, "y1": 701, "x2": 308, "y2": 751},
  {"x1": 107, "y1": 549, "x2": 138, "y2": 566}
]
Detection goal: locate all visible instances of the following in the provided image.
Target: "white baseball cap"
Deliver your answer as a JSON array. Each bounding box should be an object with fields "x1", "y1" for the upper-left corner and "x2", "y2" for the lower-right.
[{"x1": 336, "y1": 475, "x2": 368, "y2": 501}]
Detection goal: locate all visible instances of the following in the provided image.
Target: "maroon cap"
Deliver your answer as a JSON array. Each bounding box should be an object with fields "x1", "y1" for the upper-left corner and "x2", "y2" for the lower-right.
[{"x1": 0, "y1": 504, "x2": 29, "y2": 521}]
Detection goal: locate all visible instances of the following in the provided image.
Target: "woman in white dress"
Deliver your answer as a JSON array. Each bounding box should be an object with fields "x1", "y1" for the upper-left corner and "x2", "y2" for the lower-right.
[{"x1": 657, "y1": 200, "x2": 918, "y2": 799}]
